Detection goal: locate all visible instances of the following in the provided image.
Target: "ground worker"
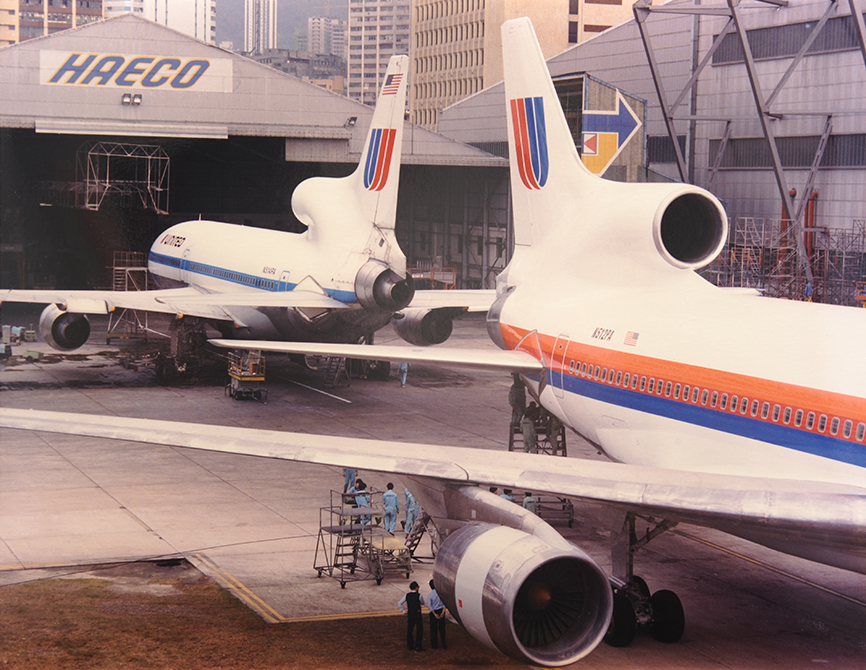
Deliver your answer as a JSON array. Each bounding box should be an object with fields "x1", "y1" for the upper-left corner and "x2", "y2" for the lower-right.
[{"x1": 383, "y1": 482, "x2": 400, "y2": 535}]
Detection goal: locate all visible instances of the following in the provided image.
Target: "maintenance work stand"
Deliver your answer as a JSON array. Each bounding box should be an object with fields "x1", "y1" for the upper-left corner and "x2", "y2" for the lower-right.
[
  {"x1": 314, "y1": 489, "x2": 412, "y2": 588},
  {"x1": 508, "y1": 408, "x2": 567, "y2": 456},
  {"x1": 225, "y1": 350, "x2": 267, "y2": 401}
]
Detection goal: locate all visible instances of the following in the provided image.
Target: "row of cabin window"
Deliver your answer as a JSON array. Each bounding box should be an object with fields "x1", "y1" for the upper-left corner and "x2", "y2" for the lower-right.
[
  {"x1": 188, "y1": 262, "x2": 276, "y2": 290},
  {"x1": 567, "y1": 359, "x2": 866, "y2": 442}
]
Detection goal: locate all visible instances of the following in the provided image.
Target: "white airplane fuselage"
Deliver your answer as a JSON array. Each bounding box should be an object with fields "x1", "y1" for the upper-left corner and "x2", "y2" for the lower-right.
[
  {"x1": 493, "y1": 247, "x2": 866, "y2": 570},
  {"x1": 148, "y1": 219, "x2": 400, "y2": 343}
]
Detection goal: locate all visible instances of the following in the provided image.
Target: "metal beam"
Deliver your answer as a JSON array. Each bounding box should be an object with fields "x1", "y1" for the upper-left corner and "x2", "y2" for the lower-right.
[
  {"x1": 727, "y1": 0, "x2": 813, "y2": 282},
  {"x1": 847, "y1": 0, "x2": 866, "y2": 67},
  {"x1": 634, "y1": 0, "x2": 689, "y2": 182}
]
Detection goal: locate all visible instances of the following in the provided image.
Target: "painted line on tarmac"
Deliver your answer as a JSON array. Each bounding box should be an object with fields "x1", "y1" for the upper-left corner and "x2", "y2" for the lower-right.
[
  {"x1": 675, "y1": 530, "x2": 866, "y2": 608},
  {"x1": 190, "y1": 553, "x2": 286, "y2": 623},
  {"x1": 281, "y1": 609, "x2": 403, "y2": 623},
  {"x1": 269, "y1": 373, "x2": 352, "y2": 403}
]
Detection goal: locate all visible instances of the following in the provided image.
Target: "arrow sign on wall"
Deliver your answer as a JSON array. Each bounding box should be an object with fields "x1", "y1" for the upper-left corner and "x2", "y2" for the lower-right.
[{"x1": 580, "y1": 91, "x2": 641, "y2": 175}]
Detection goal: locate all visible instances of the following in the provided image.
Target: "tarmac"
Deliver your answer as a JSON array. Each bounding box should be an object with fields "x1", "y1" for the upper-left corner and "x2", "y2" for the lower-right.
[{"x1": 1, "y1": 307, "x2": 864, "y2": 669}]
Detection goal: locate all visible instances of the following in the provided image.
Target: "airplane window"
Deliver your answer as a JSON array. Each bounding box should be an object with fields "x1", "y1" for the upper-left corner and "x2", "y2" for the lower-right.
[
  {"x1": 806, "y1": 412, "x2": 815, "y2": 430},
  {"x1": 581, "y1": 362, "x2": 587, "y2": 376},
  {"x1": 843, "y1": 419, "x2": 852, "y2": 438},
  {"x1": 783, "y1": 407, "x2": 792, "y2": 424},
  {"x1": 647, "y1": 378, "x2": 655, "y2": 394},
  {"x1": 683, "y1": 385, "x2": 690, "y2": 401},
  {"x1": 772, "y1": 405, "x2": 781, "y2": 422},
  {"x1": 674, "y1": 383, "x2": 681, "y2": 399},
  {"x1": 761, "y1": 402, "x2": 769, "y2": 419},
  {"x1": 594, "y1": 366, "x2": 600, "y2": 380},
  {"x1": 750, "y1": 400, "x2": 760, "y2": 417},
  {"x1": 665, "y1": 382, "x2": 672, "y2": 397},
  {"x1": 691, "y1": 387, "x2": 700, "y2": 403},
  {"x1": 569, "y1": 360, "x2": 575, "y2": 373},
  {"x1": 830, "y1": 417, "x2": 840, "y2": 435},
  {"x1": 601, "y1": 368, "x2": 608, "y2": 382},
  {"x1": 701, "y1": 389, "x2": 709, "y2": 405},
  {"x1": 640, "y1": 376, "x2": 647, "y2": 392},
  {"x1": 710, "y1": 391, "x2": 718, "y2": 407},
  {"x1": 729, "y1": 394, "x2": 737, "y2": 411},
  {"x1": 616, "y1": 371, "x2": 622, "y2": 386},
  {"x1": 720, "y1": 393, "x2": 728, "y2": 410},
  {"x1": 818, "y1": 415, "x2": 827, "y2": 433},
  {"x1": 795, "y1": 409, "x2": 804, "y2": 426},
  {"x1": 631, "y1": 375, "x2": 638, "y2": 390},
  {"x1": 856, "y1": 422, "x2": 865, "y2": 441},
  {"x1": 740, "y1": 397, "x2": 749, "y2": 414}
]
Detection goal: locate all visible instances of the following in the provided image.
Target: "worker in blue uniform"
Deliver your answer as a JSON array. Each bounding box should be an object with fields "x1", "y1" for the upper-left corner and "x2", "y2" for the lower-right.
[
  {"x1": 382, "y1": 482, "x2": 400, "y2": 535},
  {"x1": 404, "y1": 487, "x2": 420, "y2": 533},
  {"x1": 427, "y1": 579, "x2": 448, "y2": 649},
  {"x1": 398, "y1": 581, "x2": 425, "y2": 651}
]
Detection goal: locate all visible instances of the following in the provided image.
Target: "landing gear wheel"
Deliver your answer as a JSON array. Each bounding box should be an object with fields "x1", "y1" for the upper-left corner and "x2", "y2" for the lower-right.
[
  {"x1": 604, "y1": 593, "x2": 637, "y2": 647},
  {"x1": 649, "y1": 589, "x2": 685, "y2": 643}
]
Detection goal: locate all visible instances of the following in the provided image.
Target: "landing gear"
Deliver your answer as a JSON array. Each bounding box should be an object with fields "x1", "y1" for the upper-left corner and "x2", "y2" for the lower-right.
[{"x1": 604, "y1": 513, "x2": 685, "y2": 647}]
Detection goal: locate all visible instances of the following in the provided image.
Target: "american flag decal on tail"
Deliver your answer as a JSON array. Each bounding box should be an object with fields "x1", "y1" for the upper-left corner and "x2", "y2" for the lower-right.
[{"x1": 382, "y1": 73, "x2": 403, "y2": 95}]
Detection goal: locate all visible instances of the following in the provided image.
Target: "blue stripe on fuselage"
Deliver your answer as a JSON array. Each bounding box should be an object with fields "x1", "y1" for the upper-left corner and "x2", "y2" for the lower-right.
[
  {"x1": 148, "y1": 251, "x2": 358, "y2": 304},
  {"x1": 551, "y1": 371, "x2": 866, "y2": 468}
]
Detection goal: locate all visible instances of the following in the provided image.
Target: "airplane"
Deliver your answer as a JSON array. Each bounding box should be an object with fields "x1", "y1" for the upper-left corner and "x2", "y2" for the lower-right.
[
  {"x1": 0, "y1": 55, "x2": 491, "y2": 370},
  {"x1": 1, "y1": 17, "x2": 865, "y2": 669}
]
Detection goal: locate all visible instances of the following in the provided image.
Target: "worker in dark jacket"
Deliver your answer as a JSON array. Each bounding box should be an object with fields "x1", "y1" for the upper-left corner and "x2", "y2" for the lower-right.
[{"x1": 398, "y1": 581, "x2": 426, "y2": 651}]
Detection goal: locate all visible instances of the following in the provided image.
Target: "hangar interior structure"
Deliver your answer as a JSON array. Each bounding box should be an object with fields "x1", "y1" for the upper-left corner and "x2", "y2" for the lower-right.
[
  {"x1": 0, "y1": 14, "x2": 508, "y2": 294},
  {"x1": 440, "y1": 0, "x2": 866, "y2": 305}
]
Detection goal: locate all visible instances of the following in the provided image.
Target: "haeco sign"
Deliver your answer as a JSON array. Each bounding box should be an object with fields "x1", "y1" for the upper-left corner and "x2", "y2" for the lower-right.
[{"x1": 40, "y1": 51, "x2": 232, "y2": 92}]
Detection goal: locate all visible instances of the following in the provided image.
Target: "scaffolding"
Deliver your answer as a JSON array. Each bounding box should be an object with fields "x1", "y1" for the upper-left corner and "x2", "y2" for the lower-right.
[
  {"x1": 106, "y1": 251, "x2": 151, "y2": 344},
  {"x1": 314, "y1": 489, "x2": 412, "y2": 588},
  {"x1": 703, "y1": 217, "x2": 866, "y2": 306},
  {"x1": 76, "y1": 142, "x2": 170, "y2": 214}
]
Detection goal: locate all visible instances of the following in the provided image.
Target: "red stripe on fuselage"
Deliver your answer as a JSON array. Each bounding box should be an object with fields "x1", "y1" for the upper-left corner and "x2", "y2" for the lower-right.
[{"x1": 370, "y1": 128, "x2": 396, "y2": 191}]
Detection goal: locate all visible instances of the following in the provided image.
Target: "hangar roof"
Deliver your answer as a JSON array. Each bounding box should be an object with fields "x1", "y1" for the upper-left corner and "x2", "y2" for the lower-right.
[{"x1": 0, "y1": 14, "x2": 503, "y2": 168}]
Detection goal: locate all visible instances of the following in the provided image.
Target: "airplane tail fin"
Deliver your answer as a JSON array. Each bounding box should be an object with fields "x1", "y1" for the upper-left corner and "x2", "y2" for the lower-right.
[
  {"x1": 292, "y1": 56, "x2": 409, "y2": 239},
  {"x1": 501, "y1": 18, "x2": 595, "y2": 249}
]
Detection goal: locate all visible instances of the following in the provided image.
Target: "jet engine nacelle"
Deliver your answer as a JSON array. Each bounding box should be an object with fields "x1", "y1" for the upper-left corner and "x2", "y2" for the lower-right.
[
  {"x1": 38, "y1": 304, "x2": 91, "y2": 351},
  {"x1": 433, "y1": 523, "x2": 612, "y2": 667},
  {"x1": 652, "y1": 187, "x2": 728, "y2": 270},
  {"x1": 354, "y1": 260, "x2": 415, "y2": 312},
  {"x1": 392, "y1": 307, "x2": 455, "y2": 346}
]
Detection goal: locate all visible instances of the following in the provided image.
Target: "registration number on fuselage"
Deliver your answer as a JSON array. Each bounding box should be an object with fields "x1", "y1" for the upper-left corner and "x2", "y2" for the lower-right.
[{"x1": 591, "y1": 327, "x2": 615, "y2": 341}]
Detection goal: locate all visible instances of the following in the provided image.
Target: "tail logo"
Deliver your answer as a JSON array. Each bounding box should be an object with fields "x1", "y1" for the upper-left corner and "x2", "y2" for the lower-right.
[
  {"x1": 364, "y1": 128, "x2": 397, "y2": 191},
  {"x1": 510, "y1": 97, "x2": 549, "y2": 190}
]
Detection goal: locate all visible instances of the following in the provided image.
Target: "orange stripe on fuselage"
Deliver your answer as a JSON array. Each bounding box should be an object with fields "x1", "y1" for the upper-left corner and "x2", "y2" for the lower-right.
[{"x1": 502, "y1": 323, "x2": 866, "y2": 441}]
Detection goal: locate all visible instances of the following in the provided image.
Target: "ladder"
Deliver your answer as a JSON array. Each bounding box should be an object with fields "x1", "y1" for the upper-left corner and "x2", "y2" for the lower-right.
[
  {"x1": 404, "y1": 512, "x2": 441, "y2": 557},
  {"x1": 322, "y1": 356, "x2": 350, "y2": 388}
]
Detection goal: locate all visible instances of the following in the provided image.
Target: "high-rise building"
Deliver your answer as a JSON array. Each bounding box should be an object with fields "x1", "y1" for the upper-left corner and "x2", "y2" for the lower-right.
[
  {"x1": 347, "y1": 0, "x2": 410, "y2": 106},
  {"x1": 245, "y1": 0, "x2": 277, "y2": 55},
  {"x1": 308, "y1": 15, "x2": 346, "y2": 58},
  {"x1": 103, "y1": 1, "x2": 215, "y2": 44},
  {"x1": 412, "y1": 0, "x2": 634, "y2": 130},
  {"x1": 0, "y1": 0, "x2": 19, "y2": 46},
  {"x1": 15, "y1": 0, "x2": 103, "y2": 43}
]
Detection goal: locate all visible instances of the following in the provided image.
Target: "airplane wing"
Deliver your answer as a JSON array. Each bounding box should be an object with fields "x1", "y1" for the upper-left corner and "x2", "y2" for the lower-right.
[
  {"x1": 2, "y1": 408, "x2": 864, "y2": 544},
  {"x1": 208, "y1": 339, "x2": 545, "y2": 374},
  {"x1": 408, "y1": 289, "x2": 497, "y2": 313},
  {"x1": 0, "y1": 287, "x2": 348, "y2": 319}
]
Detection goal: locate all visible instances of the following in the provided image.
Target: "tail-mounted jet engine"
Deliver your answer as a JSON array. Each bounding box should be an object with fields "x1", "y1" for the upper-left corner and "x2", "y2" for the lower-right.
[
  {"x1": 354, "y1": 260, "x2": 415, "y2": 312},
  {"x1": 652, "y1": 188, "x2": 727, "y2": 270},
  {"x1": 433, "y1": 523, "x2": 612, "y2": 667},
  {"x1": 38, "y1": 304, "x2": 91, "y2": 351},
  {"x1": 392, "y1": 307, "x2": 459, "y2": 346}
]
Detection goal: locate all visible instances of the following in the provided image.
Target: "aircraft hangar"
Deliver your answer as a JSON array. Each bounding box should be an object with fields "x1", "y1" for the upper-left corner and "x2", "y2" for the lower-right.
[{"x1": 0, "y1": 13, "x2": 507, "y2": 293}]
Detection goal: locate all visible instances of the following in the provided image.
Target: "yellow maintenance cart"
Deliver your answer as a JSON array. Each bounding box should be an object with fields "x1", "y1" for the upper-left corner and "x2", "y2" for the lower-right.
[{"x1": 225, "y1": 350, "x2": 267, "y2": 401}]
